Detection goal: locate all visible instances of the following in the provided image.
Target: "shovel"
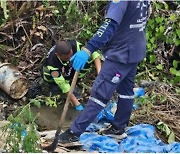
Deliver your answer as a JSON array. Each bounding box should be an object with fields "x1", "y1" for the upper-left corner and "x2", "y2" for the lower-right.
[{"x1": 42, "y1": 71, "x2": 79, "y2": 152}]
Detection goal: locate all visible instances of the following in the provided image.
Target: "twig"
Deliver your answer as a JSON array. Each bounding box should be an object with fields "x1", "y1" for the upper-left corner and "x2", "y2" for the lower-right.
[
  {"x1": 80, "y1": 1, "x2": 87, "y2": 14},
  {"x1": 17, "y1": 17, "x2": 32, "y2": 46}
]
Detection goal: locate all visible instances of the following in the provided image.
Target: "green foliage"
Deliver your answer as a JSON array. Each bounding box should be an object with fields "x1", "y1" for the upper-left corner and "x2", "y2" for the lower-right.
[
  {"x1": 138, "y1": 1, "x2": 180, "y2": 85},
  {"x1": 42, "y1": 0, "x2": 51, "y2": 7},
  {"x1": 46, "y1": 1, "x2": 106, "y2": 42},
  {"x1": 0, "y1": 1, "x2": 179, "y2": 86},
  {"x1": 0, "y1": 0, "x2": 9, "y2": 27},
  {"x1": 29, "y1": 95, "x2": 61, "y2": 108},
  {"x1": 48, "y1": 1, "x2": 179, "y2": 85},
  {"x1": 134, "y1": 88, "x2": 177, "y2": 143},
  {"x1": 1, "y1": 103, "x2": 42, "y2": 153},
  {"x1": 0, "y1": 0, "x2": 8, "y2": 19},
  {"x1": 169, "y1": 60, "x2": 180, "y2": 84},
  {"x1": 157, "y1": 121, "x2": 175, "y2": 143},
  {"x1": 135, "y1": 91, "x2": 168, "y2": 106}
]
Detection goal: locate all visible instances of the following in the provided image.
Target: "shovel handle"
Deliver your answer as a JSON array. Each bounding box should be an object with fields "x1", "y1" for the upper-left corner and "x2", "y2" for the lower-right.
[
  {"x1": 43, "y1": 72, "x2": 79, "y2": 152},
  {"x1": 55, "y1": 71, "x2": 79, "y2": 136}
]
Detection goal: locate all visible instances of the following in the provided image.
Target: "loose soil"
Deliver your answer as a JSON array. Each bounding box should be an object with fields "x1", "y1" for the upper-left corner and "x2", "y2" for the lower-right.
[{"x1": 31, "y1": 102, "x2": 81, "y2": 131}]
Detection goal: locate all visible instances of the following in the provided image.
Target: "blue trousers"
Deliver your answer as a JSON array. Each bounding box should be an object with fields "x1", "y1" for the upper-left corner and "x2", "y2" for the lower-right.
[{"x1": 70, "y1": 59, "x2": 138, "y2": 136}]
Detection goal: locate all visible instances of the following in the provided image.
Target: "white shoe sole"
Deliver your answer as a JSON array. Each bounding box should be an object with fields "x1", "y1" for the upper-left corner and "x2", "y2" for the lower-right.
[{"x1": 105, "y1": 132, "x2": 127, "y2": 140}]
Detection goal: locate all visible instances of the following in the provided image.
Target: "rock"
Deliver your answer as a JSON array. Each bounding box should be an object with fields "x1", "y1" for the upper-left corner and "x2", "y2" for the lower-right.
[
  {"x1": 58, "y1": 141, "x2": 82, "y2": 148},
  {"x1": 38, "y1": 130, "x2": 57, "y2": 140}
]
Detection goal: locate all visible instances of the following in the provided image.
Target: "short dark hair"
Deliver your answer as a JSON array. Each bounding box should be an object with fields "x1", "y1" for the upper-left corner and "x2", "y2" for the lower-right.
[{"x1": 54, "y1": 41, "x2": 72, "y2": 55}]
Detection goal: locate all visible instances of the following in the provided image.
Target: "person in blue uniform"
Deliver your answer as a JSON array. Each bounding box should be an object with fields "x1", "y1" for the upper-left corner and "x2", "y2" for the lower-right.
[
  {"x1": 43, "y1": 40, "x2": 101, "y2": 111},
  {"x1": 58, "y1": 0, "x2": 150, "y2": 142}
]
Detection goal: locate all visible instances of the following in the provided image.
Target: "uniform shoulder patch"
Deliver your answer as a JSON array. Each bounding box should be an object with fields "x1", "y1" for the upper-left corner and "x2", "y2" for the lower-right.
[{"x1": 51, "y1": 71, "x2": 60, "y2": 78}]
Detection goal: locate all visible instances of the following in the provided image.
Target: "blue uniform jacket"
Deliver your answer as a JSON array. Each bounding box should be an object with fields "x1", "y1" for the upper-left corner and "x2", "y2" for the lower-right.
[{"x1": 102, "y1": 1, "x2": 150, "y2": 63}]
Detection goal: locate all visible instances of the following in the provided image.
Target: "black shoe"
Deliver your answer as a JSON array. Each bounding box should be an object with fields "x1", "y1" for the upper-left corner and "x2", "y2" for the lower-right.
[
  {"x1": 99, "y1": 125, "x2": 127, "y2": 140},
  {"x1": 58, "y1": 129, "x2": 79, "y2": 144}
]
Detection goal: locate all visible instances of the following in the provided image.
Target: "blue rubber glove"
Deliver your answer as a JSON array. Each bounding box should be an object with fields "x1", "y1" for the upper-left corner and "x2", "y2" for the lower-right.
[
  {"x1": 70, "y1": 50, "x2": 89, "y2": 71},
  {"x1": 133, "y1": 87, "x2": 145, "y2": 98},
  {"x1": 75, "y1": 104, "x2": 84, "y2": 111}
]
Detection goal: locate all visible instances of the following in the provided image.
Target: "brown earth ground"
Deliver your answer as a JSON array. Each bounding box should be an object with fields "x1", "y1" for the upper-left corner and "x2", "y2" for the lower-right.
[{"x1": 31, "y1": 102, "x2": 81, "y2": 131}]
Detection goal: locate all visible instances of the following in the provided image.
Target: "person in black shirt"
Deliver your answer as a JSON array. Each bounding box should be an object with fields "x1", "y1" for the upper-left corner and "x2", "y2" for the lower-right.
[{"x1": 43, "y1": 40, "x2": 101, "y2": 111}]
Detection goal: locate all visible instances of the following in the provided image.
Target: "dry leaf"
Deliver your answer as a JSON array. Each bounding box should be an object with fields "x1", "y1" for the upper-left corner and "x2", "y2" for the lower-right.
[{"x1": 37, "y1": 25, "x2": 48, "y2": 32}]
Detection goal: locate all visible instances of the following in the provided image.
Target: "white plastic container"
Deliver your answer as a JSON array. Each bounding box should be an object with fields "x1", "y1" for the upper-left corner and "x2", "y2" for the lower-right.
[{"x1": 0, "y1": 63, "x2": 28, "y2": 99}]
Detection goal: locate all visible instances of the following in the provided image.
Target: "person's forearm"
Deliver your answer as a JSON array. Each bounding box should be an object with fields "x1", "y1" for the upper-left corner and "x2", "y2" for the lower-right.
[
  {"x1": 94, "y1": 58, "x2": 101, "y2": 74},
  {"x1": 69, "y1": 93, "x2": 80, "y2": 107}
]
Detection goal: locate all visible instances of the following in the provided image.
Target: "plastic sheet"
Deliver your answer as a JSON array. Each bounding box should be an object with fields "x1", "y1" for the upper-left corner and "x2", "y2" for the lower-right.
[
  {"x1": 133, "y1": 87, "x2": 145, "y2": 98},
  {"x1": 85, "y1": 122, "x2": 106, "y2": 133},
  {"x1": 96, "y1": 88, "x2": 145, "y2": 122},
  {"x1": 96, "y1": 102, "x2": 116, "y2": 122},
  {"x1": 81, "y1": 124, "x2": 180, "y2": 153},
  {"x1": 81, "y1": 90, "x2": 180, "y2": 153},
  {"x1": 80, "y1": 133, "x2": 120, "y2": 152}
]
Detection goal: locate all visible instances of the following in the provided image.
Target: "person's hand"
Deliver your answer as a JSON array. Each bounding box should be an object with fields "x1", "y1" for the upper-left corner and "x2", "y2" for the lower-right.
[
  {"x1": 75, "y1": 104, "x2": 84, "y2": 111},
  {"x1": 70, "y1": 50, "x2": 89, "y2": 71}
]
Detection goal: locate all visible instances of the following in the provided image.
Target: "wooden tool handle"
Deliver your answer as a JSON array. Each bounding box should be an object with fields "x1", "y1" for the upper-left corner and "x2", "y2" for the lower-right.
[
  {"x1": 55, "y1": 71, "x2": 79, "y2": 136},
  {"x1": 43, "y1": 71, "x2": 79, "y2": 152}
]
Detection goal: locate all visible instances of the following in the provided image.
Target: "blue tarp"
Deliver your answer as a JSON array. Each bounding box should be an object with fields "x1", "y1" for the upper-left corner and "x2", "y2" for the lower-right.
[
  {"x1": 95, "y1": 87, "x2": 145, "y2": 123},
  {"x1": 80, "y1": 124, "x2": 180, "y2": 153},
  {"x1": 80, "y1": 99, "x2": 180, "y2": 153}
]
